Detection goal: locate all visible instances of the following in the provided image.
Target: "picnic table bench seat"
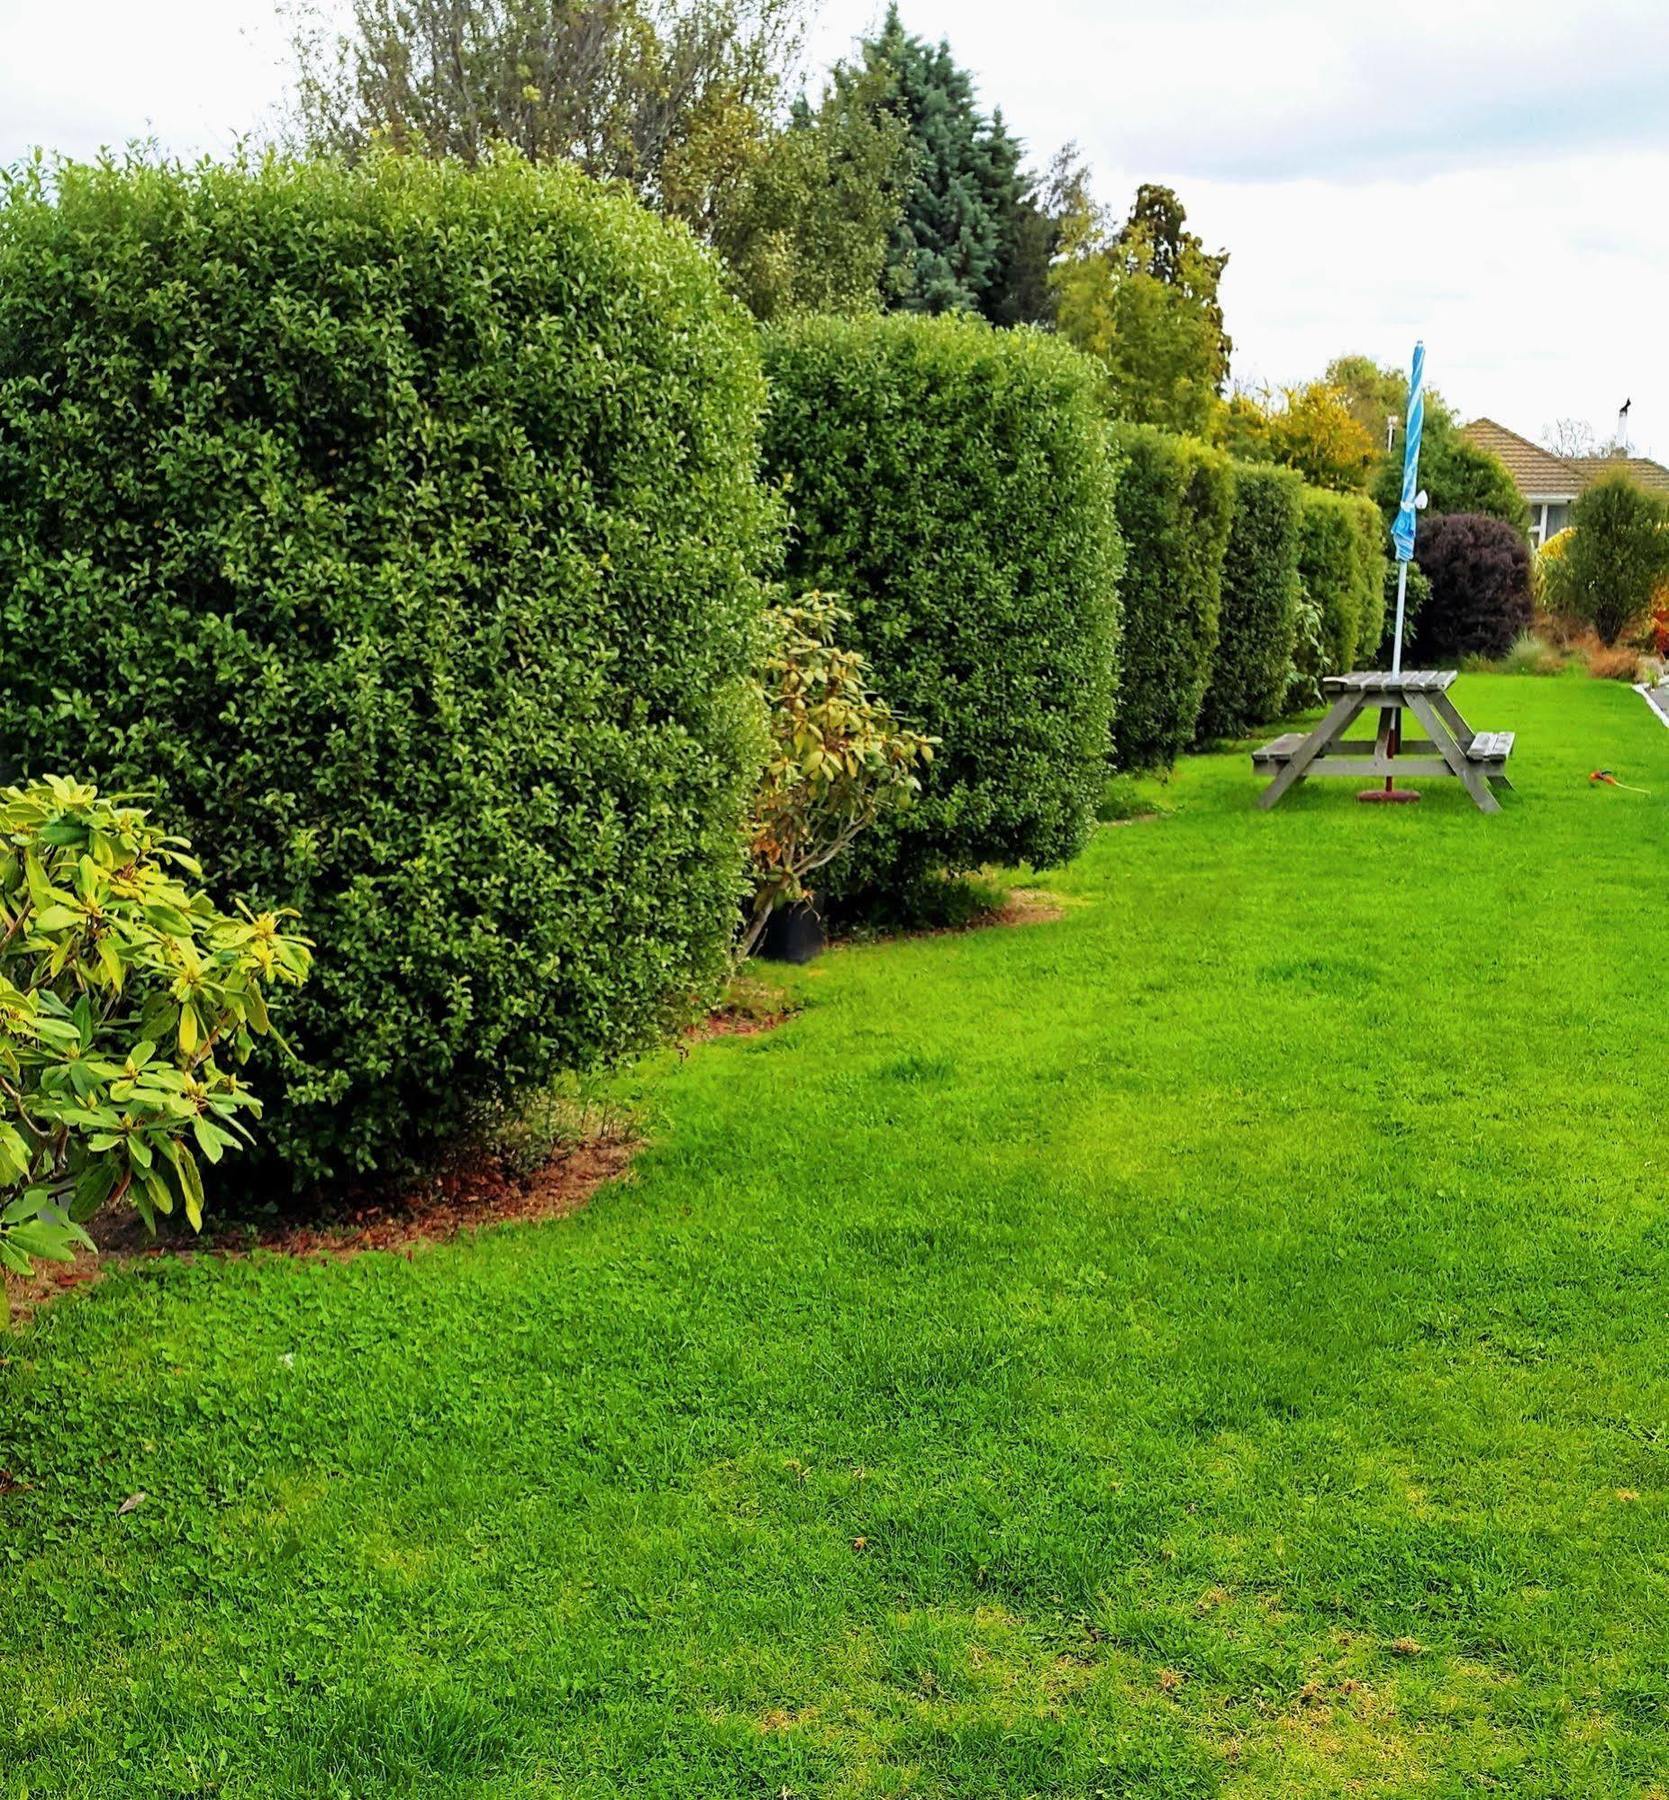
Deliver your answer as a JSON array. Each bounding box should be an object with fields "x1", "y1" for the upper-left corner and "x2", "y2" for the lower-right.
[
  {"x1": 1464, "y1": 730, "x2": 1514, "y2": 763},
  {"x1": 1251, "y1": 732, "x2": 1306, "y2": 769}
]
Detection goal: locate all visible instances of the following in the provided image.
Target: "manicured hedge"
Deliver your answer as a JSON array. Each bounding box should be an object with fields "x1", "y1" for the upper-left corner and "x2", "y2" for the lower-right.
[
  {"x1": 1109, "y1": 426, "x2": 1235, "y2": 769},
  {"x1": 0, "y1": 153, "x2": 775, "y2": 1182},
  {"x1": 1408, "y1": 513, "x2": 1533, "y2": 660},
  {"x1": 1297, "y1": 488, "x2": 1386, "y2": 676},
  {"x1": 1198, "y1": 461, "x2": 1304, "y2": 739},
  {"x1": 761, "y1": 313, "x2": 1122, "y2": 892}
]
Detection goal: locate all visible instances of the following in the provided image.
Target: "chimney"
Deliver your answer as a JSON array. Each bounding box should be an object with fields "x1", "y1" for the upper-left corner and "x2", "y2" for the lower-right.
[{"x1": 1618, "y1": 398, "x2": 1632, "y2": 454}]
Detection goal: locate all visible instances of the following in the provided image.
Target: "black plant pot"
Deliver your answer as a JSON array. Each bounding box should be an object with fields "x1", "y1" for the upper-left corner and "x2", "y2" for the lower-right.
[{"x1": 759, "y1": 899, "x2": 827, "y2": 965}]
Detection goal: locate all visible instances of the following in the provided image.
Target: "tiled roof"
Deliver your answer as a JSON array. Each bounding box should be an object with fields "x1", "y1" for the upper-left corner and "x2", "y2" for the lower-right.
[
  {"x1": 1577, "y1": 455, "x2": 1669, "y2": 496},
  {"x1": 1461, "y1": 417, "x2": 1669, "y2": 500},
  {"x1": 1460, "y1": 419, "x2": 1580, "y2": 498}
]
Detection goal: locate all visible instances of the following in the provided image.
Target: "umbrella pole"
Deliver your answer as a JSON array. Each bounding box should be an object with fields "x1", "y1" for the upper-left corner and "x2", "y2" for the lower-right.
[
  {"x1": 1387, "y1": 562, "x2": 1408, "y2": 792},
  {"x1": 1360, "y1": 560, "x2": 1421, "y2": 804},
  {"x1": 1390, "y1": 561, "x2": 1409, "y2": 678}
]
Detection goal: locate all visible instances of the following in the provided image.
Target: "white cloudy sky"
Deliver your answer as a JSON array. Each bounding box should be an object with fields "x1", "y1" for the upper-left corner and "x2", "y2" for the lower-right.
[{"x1": 3, "y1": 0, "x2": 1665, "y2": 455}]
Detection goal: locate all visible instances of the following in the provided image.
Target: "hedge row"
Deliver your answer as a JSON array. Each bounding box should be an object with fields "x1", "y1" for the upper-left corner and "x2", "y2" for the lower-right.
[
  {"x1": 0, "y1": 154, "x2": 1399, "y2": 1192},
  {"x1": 1298, "y1": 488, "x2": 1387, "y2": 680},
  {"x1": 0, "y1": 153, "x2": 775, "y2": 1183},
  {"x1": 1109, "y1": 427, "x2": 1236, "y2": 768},
  {"x1": 1198, "y1": 462, "x2": 1305, "y2": 739},
  {"x1": 761, "y1": 313, "x2": 1124, "y2": 896}
]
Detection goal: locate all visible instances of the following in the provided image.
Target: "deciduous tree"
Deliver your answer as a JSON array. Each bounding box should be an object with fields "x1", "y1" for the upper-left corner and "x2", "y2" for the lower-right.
[
  {"x1": 1052, "y1": 182, "x2": 1230, "y2": 434},
  {"x1": 288, "y1": 0, "x2": 812, "y2": 234}
]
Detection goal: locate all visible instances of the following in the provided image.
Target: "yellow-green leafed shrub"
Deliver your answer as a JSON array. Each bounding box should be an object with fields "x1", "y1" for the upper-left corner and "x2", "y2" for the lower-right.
[
  {"x1": 0, "y1": 778, "x2": 310, "y2": 1288},
  {"x1": 1543, "y1": 478, "x2": 1669, "y2": 645},
  {"x1": 1108, "y1": 426, "x2": 1235, "y2": 769},
  {"x1": 0, "y1": 153, "x2": 775, "y2": 1183},
  {"x1": 762, "y1": 314, "x2": 1122, "y2": 893}
]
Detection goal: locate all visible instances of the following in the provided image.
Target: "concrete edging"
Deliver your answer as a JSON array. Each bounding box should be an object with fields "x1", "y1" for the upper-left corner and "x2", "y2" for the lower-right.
[{"x1": 1634, "y1": 684, "x2": 1669, "y2": 732}]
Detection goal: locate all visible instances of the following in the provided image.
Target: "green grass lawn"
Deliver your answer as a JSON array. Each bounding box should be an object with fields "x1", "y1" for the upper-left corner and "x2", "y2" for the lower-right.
[{"x1": 8, "y1": 672, "x2": 1669, "y2": 1798}]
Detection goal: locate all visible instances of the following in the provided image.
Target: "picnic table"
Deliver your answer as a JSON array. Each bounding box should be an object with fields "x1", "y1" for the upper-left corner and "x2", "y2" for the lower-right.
[{"x1": 1252, "y1": 670, "x2": 1514, "y2": 813}]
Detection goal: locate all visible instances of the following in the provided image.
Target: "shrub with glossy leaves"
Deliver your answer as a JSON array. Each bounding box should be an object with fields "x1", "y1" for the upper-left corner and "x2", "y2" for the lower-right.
[
  {"x1": 762, "y1": 313, "x2": 1122, "y2": 892},
  {"x1": 1409, "y1": 512, "x2": 1534, "y2": 662},
  {"x1": 1198, "y1": 462, "x2": 1304, "y2": 739},
  {"x1": 0, "y1": 778, "x2": 310, "y2": 1289},
  {"x1": 0, "y1": 153, "x2": 774, "y2": 1182},
  {"x1": 1297, "y1": 487, "x2": 1386, "y2": 675},
  {"x1": 1109, "y1": 426, "x2": 1235, "y2": 769},
  {"x1": 743, "y1": 594, "x2": 936, "y2": 956}
]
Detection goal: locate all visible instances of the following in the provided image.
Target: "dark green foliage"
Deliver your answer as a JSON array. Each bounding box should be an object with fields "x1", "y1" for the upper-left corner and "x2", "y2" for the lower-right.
[
  {"x1": 847, "y1": 7, "x2": 1049, "y2": 323},
  {"x1": 0, "y1": 152, "x2": 774, "y2": 1183},
  {"x1": 761, "y1": 313, "x2": 1122, "y2": 892},
  {"x1": 1409, "y1": 513, "x2": 1534, "y2": 661},
  {"x1": 1296, "y1": 488, "x2": 1386, "y2": 676},
  {"x1": 1379, "y1": 558, "x2": 1433, "y2": 660},
  {"x1": 1371, "y1": 412, "x2": 1530, "y2": 535},
  {"x1": 1198, "y1": 463, "x2": 1304, "y2": 739},
  {"x1": 1108, "y1": 427, "x2": 1235, "y2": 769},
  {"x1": 1550, "y1": 474, "x2": 1669, "y2": 644}
]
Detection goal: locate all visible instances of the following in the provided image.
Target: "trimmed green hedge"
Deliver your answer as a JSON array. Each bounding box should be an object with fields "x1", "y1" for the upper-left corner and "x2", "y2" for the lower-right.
[
  {"x1": 761, "y1": 313, "x2": 1122, "y2": 892},
  {"x1": 1297, "y1": 487, "x2": 1386, "y2": 678},
  {"x1": 0, "y1": 153, "x2": 775, "y2": 1183},
  {"x1": 1198, "y1": 461, "x2": 1304, "y2": 739},
  {"x1": 1109, "y1": 426, "x2": 1235, "y2": 769}
]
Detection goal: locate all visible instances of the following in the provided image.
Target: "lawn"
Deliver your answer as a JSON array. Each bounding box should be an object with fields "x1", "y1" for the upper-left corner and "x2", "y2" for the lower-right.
[{"x1": 6, "y1": 672, "x2": 1669, "y2": 1798}]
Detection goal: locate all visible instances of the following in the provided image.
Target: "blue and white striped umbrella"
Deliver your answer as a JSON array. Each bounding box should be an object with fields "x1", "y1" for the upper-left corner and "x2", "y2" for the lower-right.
[
  {"x1": 1386, "y1": 340, "x2": 1426, "y2": 676},
  {"x1": 1390, "y1": 340, "x2": 1425, "y2": 564}
]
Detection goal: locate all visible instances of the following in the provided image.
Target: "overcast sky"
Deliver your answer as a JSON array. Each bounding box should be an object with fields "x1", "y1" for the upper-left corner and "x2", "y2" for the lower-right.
[{"x1": 4, "y1": 0, "x2": 1664, "y2": 455}]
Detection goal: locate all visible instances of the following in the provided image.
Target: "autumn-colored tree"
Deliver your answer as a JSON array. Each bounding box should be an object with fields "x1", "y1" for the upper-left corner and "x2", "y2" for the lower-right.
[
  {"x1": 1325, "y1": 353, "x2": 1405, "y2": 451},
  {"x1": 1323, "y1": 353, "x2": 1529, "y2": 534},
  {"x1": 1217, "y1": 382, "x2": 1377, "y2": 492}
]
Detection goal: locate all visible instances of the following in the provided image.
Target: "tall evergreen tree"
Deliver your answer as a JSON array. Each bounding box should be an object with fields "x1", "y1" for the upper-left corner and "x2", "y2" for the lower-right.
[{"x1": 841, "y1": 6, "x2": 1050, "y2": 323}]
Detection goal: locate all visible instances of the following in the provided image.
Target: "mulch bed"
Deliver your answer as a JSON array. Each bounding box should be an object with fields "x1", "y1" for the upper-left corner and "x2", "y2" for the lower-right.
[
  {"x1": 3, "y1": 1132, "x2": 640, "y2": 1323},
  {"x1": 3, "y1": 989, "x2": 806, "y2": 1323}
]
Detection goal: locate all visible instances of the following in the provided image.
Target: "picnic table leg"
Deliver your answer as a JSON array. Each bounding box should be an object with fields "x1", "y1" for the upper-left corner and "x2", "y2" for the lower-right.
[
  {"x1": 1405, "y1": 691, "x2": 1500, "y2": 813},
  {"x1": 1428, "y1": 690, "x2": 1476, "y2": 752},
  {"x1": 1257, "y1": 694, "x2": 1364, "y2": 809},
  {"x1": 1375, "y1": 705, "x2": 1396, "y2": 762}
]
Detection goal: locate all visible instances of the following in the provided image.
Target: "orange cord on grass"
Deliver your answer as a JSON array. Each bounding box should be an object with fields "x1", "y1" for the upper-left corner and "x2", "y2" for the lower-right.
[{"x1": 1591, "y1": 769, "x2": 1651, "y2": 795}]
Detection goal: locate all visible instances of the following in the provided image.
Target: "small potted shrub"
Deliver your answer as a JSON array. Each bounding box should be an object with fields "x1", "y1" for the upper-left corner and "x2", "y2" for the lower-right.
[{"x1": 743, "y1": 595, "x2": 935, "y2": 962}]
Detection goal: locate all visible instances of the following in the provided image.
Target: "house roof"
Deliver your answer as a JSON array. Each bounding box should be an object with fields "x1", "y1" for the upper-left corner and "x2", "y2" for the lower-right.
[
  {"x1": 1577, "y1": 455, "x2": 1669, "y2": 496},
  {"x1": 1461, "y1": 416, "x2": 1669, "y2": 500},
  {"x1": 1460, "y1": 418, "x2": 1580, "y2": 499}
]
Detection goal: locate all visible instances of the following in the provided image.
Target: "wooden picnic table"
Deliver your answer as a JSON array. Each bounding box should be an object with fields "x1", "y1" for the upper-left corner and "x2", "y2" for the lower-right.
[{"x1": 1252, "y1": 670, "x2": 1515, "y2": 813}]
